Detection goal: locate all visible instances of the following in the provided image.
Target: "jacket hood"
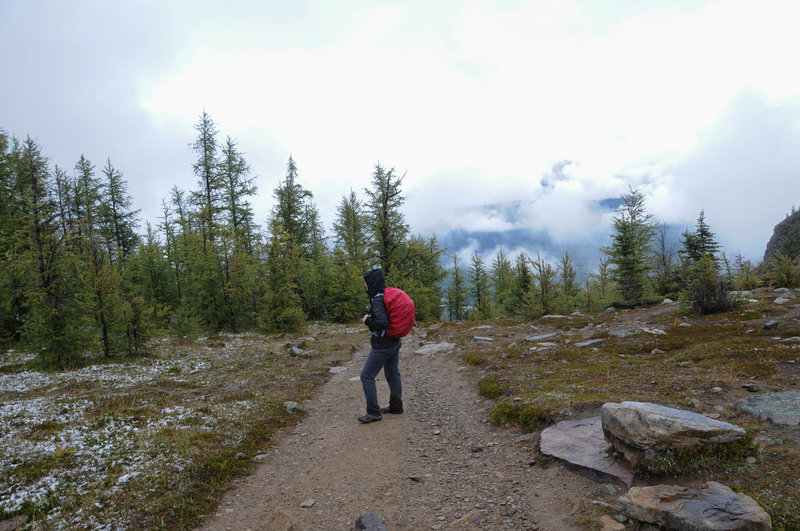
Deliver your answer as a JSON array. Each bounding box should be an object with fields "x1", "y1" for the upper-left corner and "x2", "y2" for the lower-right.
[{"x1": 364, "y1": 268, "x2": 385, "y2": 298}]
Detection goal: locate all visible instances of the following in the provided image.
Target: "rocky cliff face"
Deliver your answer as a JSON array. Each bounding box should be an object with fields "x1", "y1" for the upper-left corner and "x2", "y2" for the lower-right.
[{"x1": 763, "y1": 209, "x2": 800, "y2": 263}]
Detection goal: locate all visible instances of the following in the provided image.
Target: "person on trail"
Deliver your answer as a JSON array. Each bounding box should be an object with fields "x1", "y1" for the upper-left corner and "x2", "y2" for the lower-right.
[{"x1": 359, "y1": 267, "x2": 403, "y2": 424}]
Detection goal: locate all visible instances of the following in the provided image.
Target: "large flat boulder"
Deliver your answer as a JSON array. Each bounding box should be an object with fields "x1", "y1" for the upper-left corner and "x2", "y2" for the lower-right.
[
  {"x1": 619, "y1": 482, "x2": 771, "y2": 530},
  {"x1": 601, "y1": 401, "x2": 746, "y2": 466},
  {"x1": 733, "y1": 390, "x2": 800, "y2": 426},
  {"x1": 540, "y1": 416, "x2": 634, "y2": 486}
]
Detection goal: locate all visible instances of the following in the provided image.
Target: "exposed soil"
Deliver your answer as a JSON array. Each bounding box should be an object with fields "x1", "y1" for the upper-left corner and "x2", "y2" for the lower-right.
[{"x1": 197, "y1": 330, "x2": 612, "y2": 530}]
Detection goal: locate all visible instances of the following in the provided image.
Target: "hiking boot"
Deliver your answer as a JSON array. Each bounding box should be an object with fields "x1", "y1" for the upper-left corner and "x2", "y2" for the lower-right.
[
  {"x1": 380, "y1": 407, "x2": 403, "y2": 415},
  {"x1": 358, "y1": 414, "x2": 383, "y2": 424}
]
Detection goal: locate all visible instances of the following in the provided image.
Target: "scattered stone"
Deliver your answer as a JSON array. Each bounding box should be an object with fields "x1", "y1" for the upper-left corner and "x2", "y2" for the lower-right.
[
  {"x1": 328, "y1": 366, "x2": 347, "y2": 374},
  {"x1": 780, "y1": 336, "x2": 800, "y2": 342},
  {"x1": 603, "y1": 483, "x2": 617, "y2": 495},
  {"x1": 0, "y1": 515, "x2": 29, "y2": 531},
  {"x1": 355, "y1": 511, "x2": 388, "y2": 531},
  {"x1": 468, "y1": 325, "x2": 493, "y2": 331},
  {"x1": 236, "y1": 452, "x2": 247, "y2": 459},
  {"x1": 619, "y1": 482, "x2": 771, "y2": 530},
  {"x1": 299, "y1": 498, "x2": 315, "y2": 508},
  {"x1": 266, "y1": 508, "x2": 300, "y2": 531},
  {"x1": 774, "y1": 297, "x2": 790, "y2": 305},
  {"x1": 661, "y1": 298, "x2": 674, "y2": 304},
  {"x1": 643, "y1": 328, "x2": 667, "y2": 335},
  {"x1": 650, "y1": 349, "x2": 665, "y2": 355},
  {"x1": 284, "y1": 401, "x2": 305, "y2": 414},
  {"x1": 678, "y1": 322, "x2": 691, "y2": 327},
  {"x1": 501, "y1": 507, "x2": 517, "y2": 517},
  {"x1": 711, "y1": 386, "x2": 724, "y2": 393},
  {"x1": 609, "y1": 330, "x2": 632, "y2": 337},
  {"x1": 764, "y1": 320, "x2": 780, "y2": 330},
  {"x1": 526, "y1": 333, "x2": 557, "y2": 341},
  {"x1": 255, "y1": 453, "x2": 268, "y2": 461},
  {"x1": 575, "y1": 338, "x2": 605, "y2": 348},
  {"x1": 540, "y1": 416, "x2": 634, "y2": 487},
  {"x1": 742, "y1": 382, "x2": 762, "y2": 392},
  {"x1": 734, "y1": 390, "x2": 800, "y2": 426},
  {"x1": 774, "y1": 287, "x2": 790, "y2": 293},
  {"x1": 601, "y1": 401, "x2": 746, "y2": 467},
  {"x1": 542, "y1": 314, "x2": 572, "y2": 319},
  {"x1": 473, "y1": 336, "x2": 493, "y2": 343},
  {"x1": 746, "y1": 456, "x2": 757, "y2": 464},
  {"x1": 598, "y1": 515, "x2": 625, "y2": 531},
  {"x1": 414, "y1": 342, "x2": 456, "y2": 355}
]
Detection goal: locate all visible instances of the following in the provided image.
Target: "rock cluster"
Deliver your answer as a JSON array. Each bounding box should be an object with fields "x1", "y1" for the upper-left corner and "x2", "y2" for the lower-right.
[{"x1": 541, "y1": 401, "x2": 772, "y2": 530}]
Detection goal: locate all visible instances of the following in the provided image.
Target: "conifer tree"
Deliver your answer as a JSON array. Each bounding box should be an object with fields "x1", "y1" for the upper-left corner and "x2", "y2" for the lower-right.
[
  {"x1": 446, "y1": 253, "x2": 466, "y2": 321},
  {"x1": 558, "y1": 250, "x2": 578, "y2": 309},
  {"x1": 333, "y1": 190, "x2": 369, "y2": 271},
  {"x1": 490, "y1": 248, "x2": 513, "y2": 314},
  {"x1": 16, "y1": 138, "x2": 89, "y2": 367},
  {"x1": 528, "y1": 252, "x2": 558, "y2": 317},
  {"x1": 191, "y1": 111, "x2": 221, "y2": 249},
  {"x1": 364, "y1": 164, "x2": 409, "y2": 279},
  {"x1": 468, "y1": 250, "x2": 491, "y2": 318},
  {"x1": 508, "y1": 253, "x2": 532, "y2": 316},
  {"x1": 603, "y1": 187, "x2": 656, "y2": 304},
  {"x1": 100, "y1": 159, "x2": 140, "y2": 264}
]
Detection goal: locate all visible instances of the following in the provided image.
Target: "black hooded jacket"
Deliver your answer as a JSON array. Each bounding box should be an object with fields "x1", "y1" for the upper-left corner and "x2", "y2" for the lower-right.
[{"x1": 363, "y1": 268, "x2": 400, "y2": 349}]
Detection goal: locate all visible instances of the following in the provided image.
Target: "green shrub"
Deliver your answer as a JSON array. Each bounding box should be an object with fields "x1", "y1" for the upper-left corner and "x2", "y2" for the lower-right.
[
  {"x1": 479, "y1": 376, "x2": 506, "y2": 399},
  {"x1": 770, "y1": 252, "x2": 800, "y2": 288},
  {"x1": 682, "y1": 255, "x2": 737, "y2": 315}
]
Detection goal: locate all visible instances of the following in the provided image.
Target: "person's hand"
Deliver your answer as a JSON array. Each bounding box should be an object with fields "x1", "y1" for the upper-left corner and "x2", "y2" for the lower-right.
[{"x1": 362, "y1": 314, "x2": 369, "y2": 323}]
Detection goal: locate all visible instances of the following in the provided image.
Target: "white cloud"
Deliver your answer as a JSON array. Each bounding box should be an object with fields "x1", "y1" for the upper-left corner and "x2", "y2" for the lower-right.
[{"x1": 4, "y1": 0, "x2": 800, "y2": 264}]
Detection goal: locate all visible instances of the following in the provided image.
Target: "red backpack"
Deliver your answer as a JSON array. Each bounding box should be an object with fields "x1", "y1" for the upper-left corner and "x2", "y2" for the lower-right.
[{"x1": 382, "y1": 287, "x2": 416, "y2": 338}]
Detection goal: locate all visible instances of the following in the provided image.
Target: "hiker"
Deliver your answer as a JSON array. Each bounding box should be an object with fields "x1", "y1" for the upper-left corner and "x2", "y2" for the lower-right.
[{"x1": 359, "y1": 268, "x2": 404, "y2": 423}]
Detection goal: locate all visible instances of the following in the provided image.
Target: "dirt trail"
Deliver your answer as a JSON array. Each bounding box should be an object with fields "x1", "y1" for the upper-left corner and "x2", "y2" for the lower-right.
[{"x1": 198, "y1": 330, "x2": 608, "y2": 530}]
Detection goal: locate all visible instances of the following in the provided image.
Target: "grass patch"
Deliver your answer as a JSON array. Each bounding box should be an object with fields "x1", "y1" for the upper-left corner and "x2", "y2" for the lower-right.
[
  {"x1": 489, "y1": 400, "x2": 555, "y2": 432},
  {"x1": 478, "y1": 376, "x2": 506, "y2": 399},
  {"x1": 635, "y1": 433, "x2": 757, "y2": 476}
]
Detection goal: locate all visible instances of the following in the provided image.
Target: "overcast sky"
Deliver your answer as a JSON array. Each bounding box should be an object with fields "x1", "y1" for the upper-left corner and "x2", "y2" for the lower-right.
[{"x1": 2, "y1": 0, "x2": 799, "y2": 265}]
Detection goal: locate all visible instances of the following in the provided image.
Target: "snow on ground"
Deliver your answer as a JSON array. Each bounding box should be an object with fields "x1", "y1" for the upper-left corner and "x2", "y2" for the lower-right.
[{"x1": 0, "y1": 332, "x2": 291, "y2": 528}]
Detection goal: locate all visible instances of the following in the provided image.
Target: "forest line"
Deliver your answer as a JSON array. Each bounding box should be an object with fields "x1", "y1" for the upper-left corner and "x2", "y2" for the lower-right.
[{"x1": 1, "y1": 112, "x2": 793, "y2": 370}]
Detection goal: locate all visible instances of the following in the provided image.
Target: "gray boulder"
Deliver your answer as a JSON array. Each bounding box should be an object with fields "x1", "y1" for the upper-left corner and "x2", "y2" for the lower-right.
[
  {"x1": 539, "y1": 416, "x2": 633, "y2": 486},
  {"x1": 734, "y1": 390, "x2": 800, "y2": 426},
  {"x1": 619, "y1": 482, "x2": 771, "y2": 530},
  {"x1": 355, "y1": 512, "x2": 388, "y2": 531},
  {"x1": 601, "y1": 402, "x2": 746, "y2": 466}
]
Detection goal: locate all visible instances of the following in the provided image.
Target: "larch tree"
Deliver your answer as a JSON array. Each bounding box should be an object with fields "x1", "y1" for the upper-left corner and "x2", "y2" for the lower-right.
[
  {"x1": 603, "y1": 187, "x2": 656, "y2": 304},
  {"x1": 364, "y1": 163, "x2": 409, "y2": 280}
]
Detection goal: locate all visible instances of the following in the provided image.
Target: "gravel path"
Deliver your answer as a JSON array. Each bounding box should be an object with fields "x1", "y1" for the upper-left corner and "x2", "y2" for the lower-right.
[{"x1": 197, "y1": 330, "x2": 606, "y2": 530}]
